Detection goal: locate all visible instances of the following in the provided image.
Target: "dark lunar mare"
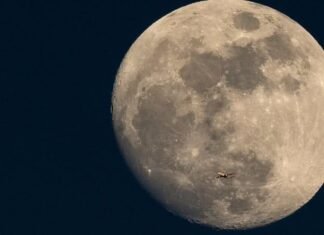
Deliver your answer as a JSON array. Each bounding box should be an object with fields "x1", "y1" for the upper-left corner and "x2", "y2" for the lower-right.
[
  {"x1": 179, "y1": 32, "x2": 310, "y2": 95},
  {"x1": 179, "y1": 52, "x2": 224, "y2": 93},
  {"x1": 180, "y1": 43, "x2": 268, "y2": 93},
  {"x1": 233, "y1": 12, "x2": 260, "y2": 31},
  {"x1": 131, "y1": 84, "x2": 209, "y2": 219}
]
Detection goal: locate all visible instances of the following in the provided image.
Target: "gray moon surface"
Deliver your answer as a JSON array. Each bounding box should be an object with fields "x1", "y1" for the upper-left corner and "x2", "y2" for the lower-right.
[{"x1": 112, "y1": 0, "x2": 324, "y2": 230}]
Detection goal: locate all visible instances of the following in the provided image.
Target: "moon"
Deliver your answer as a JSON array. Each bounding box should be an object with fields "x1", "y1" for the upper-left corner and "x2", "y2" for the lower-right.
[{"x1": 112, "y1": 0, "x2": 324, "y2": 230}]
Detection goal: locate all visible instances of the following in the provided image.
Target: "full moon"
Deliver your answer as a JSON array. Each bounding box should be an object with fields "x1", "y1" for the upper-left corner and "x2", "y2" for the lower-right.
[{"x1": 112, "y1": 0, "x2": 324, "y2": 230}]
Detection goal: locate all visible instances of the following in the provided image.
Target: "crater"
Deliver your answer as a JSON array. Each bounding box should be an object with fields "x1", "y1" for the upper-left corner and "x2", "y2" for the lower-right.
[
  {"x1": 280, "y1": 75, "x2": 303, "y2": 93},
  {"x1": 233, "y1": 12, "x2": 260, "y2": 31}
]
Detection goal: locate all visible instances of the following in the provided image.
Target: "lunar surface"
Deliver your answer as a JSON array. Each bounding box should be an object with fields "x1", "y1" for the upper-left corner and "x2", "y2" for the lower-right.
[{"x1": 112, "y1": 0, "x2": 324, "y2": 230}]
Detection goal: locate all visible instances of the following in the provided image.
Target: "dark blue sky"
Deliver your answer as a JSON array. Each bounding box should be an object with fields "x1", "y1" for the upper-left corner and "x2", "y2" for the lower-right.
[{"x1": 1, "y1": 0, "x2": 323, "y2": 234}]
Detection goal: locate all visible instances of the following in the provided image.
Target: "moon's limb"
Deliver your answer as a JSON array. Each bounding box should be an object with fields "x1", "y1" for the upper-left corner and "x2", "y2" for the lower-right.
[{"x1": 112, "y1": 0, "x2": 324, "y2": 230}]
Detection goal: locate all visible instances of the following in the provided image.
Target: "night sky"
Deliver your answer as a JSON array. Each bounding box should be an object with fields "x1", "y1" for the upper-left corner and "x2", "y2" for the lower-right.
[{"x1": 2, "y1": 0, "x2": 324, "y2": 234}]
